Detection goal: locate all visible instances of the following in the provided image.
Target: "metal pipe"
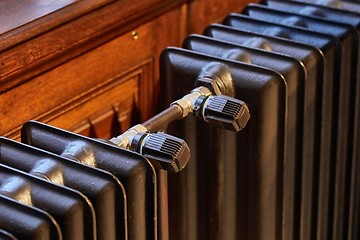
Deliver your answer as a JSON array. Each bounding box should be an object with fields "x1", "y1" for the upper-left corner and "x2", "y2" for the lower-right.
[{"x1": 142, "y1": 105, "x2": 183, "y2": 132}]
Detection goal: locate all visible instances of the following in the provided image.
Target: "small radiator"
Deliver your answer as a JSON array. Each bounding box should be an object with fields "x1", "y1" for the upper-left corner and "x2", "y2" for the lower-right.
[{"x1": 0, "y1": 1, "x2": 359, "y2": 240}]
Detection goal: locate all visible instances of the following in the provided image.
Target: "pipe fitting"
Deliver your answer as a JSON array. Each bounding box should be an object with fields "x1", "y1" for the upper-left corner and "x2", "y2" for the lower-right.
[{"x1": 110, "y1": 124, "x2": 148, "y2": 149}]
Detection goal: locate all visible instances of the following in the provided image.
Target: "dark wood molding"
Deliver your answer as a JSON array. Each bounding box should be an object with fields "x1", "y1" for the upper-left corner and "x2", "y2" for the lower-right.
[
  {"x1": 0, "y1": 19, "x2": 157, "y2": 138},
  {"x1": 0, "y1": 0, "x2": 187, "y2": 93}
]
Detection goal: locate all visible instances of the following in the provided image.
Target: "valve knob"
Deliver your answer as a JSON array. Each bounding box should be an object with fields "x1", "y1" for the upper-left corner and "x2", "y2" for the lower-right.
[
  {"x1": 195, "y1": 95, "x2": 250, "y2": 132},
  {"x1": 131, "y1": 132, "x2": 190, "y2": 172}
]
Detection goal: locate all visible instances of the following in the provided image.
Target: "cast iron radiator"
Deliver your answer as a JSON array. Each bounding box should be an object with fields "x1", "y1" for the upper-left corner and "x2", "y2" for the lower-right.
[
  {"x1": 1, "y1": 0, "x2": 360, "y2": 240},
  {"x1": 164, "y1": 1, "x2": 360, "y2": 240}
]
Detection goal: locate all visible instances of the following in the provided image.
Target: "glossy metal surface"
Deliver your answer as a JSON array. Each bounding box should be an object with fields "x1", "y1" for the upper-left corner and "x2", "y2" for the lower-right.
[
  {"x1": 161, "y1": 47, "x2": 286, "y2": 240},
  {"x1": 21, "y1": 121, "x2": 157, "y2": 240},
  {"x1": 0, "y1": 164, "x2": 94, "y2": 240},
  {"x1": 0, "y1": 137, "x2": 126, "y2": 240}
]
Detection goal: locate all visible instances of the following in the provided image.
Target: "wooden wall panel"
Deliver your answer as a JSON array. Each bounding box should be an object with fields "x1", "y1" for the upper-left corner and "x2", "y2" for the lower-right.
[
  {"x1": 0, "y1": 21, "x2": 155, "y2": 139},
  {"x1": 0, "y1": 0, "x2": 186, "y2": 92},
  {"x1": 153, "y1": 4, "x2": 188, "y2": 110},
  {"x1": 0, "y1": 0, "x2": 258, "y2": 140},
  {"x1": 54, "y1": 73, "x2": 140, "y2": 139},
  {"x1": 187, "y1": 0, "x2": 259, "y2": 33}
]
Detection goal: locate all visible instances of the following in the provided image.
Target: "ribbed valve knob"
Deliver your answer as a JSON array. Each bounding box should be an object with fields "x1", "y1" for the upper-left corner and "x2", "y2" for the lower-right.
[
  {"x1": 195, "y1": 95, "x2": 250, "y2": 132},
  {"x1": 131, "y1": 132, "x2": 190, "y2": 172}
]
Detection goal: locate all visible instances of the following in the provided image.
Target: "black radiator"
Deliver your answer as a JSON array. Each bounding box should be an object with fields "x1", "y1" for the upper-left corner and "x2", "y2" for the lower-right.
[
  {"x1": 164, "y1": 1, "x2": 360, "y2": 240},
  {"x1": 0, "y1": 1, "x2": 359, "y2": 240}
]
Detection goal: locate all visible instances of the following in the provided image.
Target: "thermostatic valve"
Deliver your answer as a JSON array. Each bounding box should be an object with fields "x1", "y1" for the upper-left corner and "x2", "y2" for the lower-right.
[
  {"x1": 110, "y1": 125, "x2": 190, "y2": 172},
  {"x1": 171, "y1": 86, "x2": 250, "y2": 132},
  {"x1": 194, "y1": 94, "x2": 250, "y2": 132},
  {"x1": 131, "y1": 132, "x2": 190, "y2": 172}
]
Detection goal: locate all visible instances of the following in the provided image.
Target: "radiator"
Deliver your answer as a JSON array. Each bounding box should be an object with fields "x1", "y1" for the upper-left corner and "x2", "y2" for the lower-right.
[{"x1": 0, "y1": 1, "x2": 359, "y2": 240}]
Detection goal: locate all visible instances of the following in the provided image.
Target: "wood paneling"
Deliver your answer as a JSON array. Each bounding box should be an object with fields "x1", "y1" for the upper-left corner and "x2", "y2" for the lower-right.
[
  {"x1": 0, "y1": 0, "x2": 256, "y2": 140},
  {"x1": 0, "y1": 0, "x2": 187, "y2": 92},
  {"x1": 188, "y1": 0, "x2": 259, "y2": 33},
  {"x1": 0, "y1": 21, "x2": 155, "y2": 139}
]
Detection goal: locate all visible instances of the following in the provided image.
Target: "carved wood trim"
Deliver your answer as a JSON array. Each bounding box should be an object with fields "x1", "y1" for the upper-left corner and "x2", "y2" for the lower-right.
[
  {"x1": 0, "y1": 0, "x2": 188, "y2": 93},
  {"x1": 5, "y1": 59, "x2": 153, "y2": 140}
]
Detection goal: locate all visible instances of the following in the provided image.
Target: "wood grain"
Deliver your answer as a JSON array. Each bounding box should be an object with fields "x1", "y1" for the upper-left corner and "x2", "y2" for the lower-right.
[
  {"x1": 188, "y1": 0, "x2": 259, "y2": 33},
  {"x1": 0, "y1": 0, "x2": 187, "y2": 92},
  {"x1": 0, "y1": 21, "x2": 155, "y2": 138}
]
